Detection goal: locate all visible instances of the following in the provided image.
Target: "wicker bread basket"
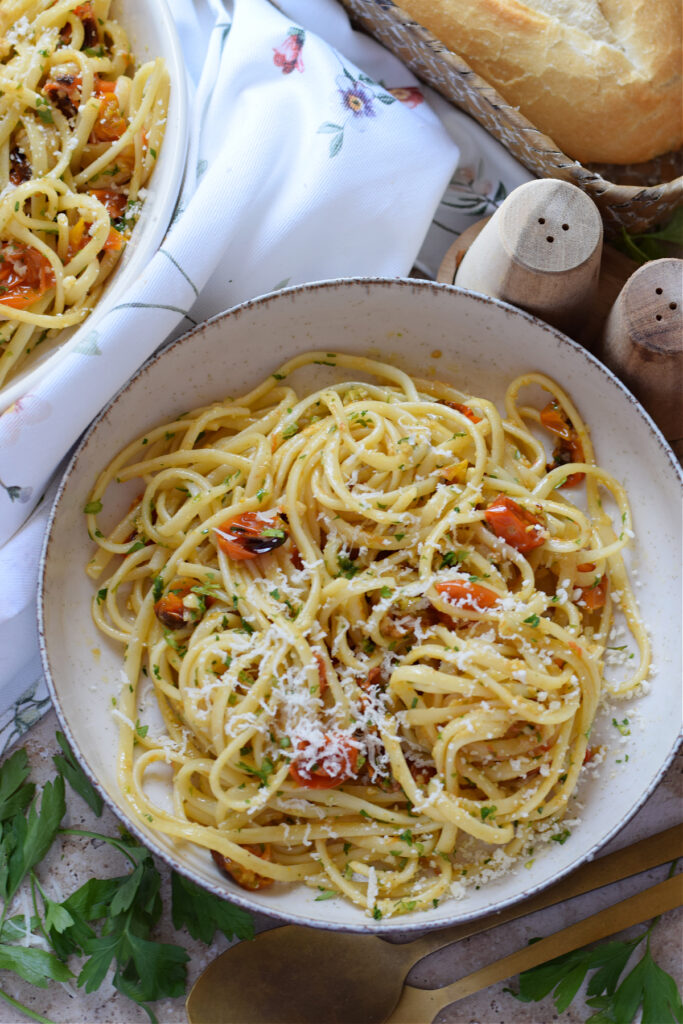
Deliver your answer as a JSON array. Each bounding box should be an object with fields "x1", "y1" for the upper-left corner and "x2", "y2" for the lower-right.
[{"x1": 339, "y1": 0, "x2": 683, "y2": 236}]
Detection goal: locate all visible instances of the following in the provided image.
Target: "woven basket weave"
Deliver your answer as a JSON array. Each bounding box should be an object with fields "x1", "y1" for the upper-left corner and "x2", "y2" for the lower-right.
[{"x1": 339, "y1": 0, "x2": 683, "y2": 236}]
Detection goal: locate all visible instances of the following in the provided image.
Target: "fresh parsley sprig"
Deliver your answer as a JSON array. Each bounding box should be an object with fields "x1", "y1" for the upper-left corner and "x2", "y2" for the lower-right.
[
  {"x1": 507, "y1": 865, "x2": 682, "y2": 1023},
  {"x1": 0, "y1": 735, "x2": 254, "y2": 1024}
]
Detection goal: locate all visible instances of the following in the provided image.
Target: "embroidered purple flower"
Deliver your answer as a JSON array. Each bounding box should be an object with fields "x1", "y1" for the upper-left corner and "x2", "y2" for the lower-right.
[
  {"x1": 336, "y1": 74, "x2": 376, "y2": 118},
  {"x1": 273, "y1": 27, "x2": 305, "y2": 74}
]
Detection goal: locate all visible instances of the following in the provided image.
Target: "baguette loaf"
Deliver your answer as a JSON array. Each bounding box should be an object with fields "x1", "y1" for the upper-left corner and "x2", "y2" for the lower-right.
[{"x1": 395, "y1": 0, "x2": 682, "y2": 164}]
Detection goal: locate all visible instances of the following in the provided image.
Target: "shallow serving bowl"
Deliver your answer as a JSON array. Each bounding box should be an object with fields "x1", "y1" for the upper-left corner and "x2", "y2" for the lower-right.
[
  {"x1": 0, "y1": 0, "x2": 189, "y2": 412},
  {"x1": 38, "y1": 279, "x2": 682, "y2": 933}
]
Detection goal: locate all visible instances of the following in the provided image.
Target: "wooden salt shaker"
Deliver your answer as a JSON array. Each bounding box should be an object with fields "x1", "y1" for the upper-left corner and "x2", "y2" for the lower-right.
[
  {"x1": 455, "y1": 179, "x2": 603, "y2": 336},
  {"x1": 596, "y1": 258, "x2": 682, "y2": 450}
]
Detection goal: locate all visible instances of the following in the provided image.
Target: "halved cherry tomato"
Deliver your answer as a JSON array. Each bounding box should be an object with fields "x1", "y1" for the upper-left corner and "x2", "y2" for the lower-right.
[
  {"x1": 154, "y1": 577, "x2": 213, "y2": 629},
  {"x1": 540, "y1": 400, "x2": 585, "y2": 487},
  {"x1": 74, "y1": 3, "x2": 99, "y2": 48},
  {"x1": 214, "y1": 510, "x2": 288, "y2": 561},
  {"x1": 289, "y1": 735, "x2": 359, "y2": 789},
  {"x1": 575, "y1": 562, "x2": 607, "y2": 611},
  {"x1": 90, "y1": 188, "x2": 127, "y2": 219},
  {"x1": 93, "y1": 190, "x2": 128, "y2": 252},
  {"x1": 211, "y1": 844, "x2": 273, "y2": 891},
  {"x1": 43, "y1": 71, "x2": 82, "y2": 118},
  {"x1": 0, "y1": 243, "x2": 55, "y2": 309},
  {"x1": 440, "y1": 400, "x2": 481, "y2": 423},
  {"x1": 484, "y1": 495, "x2": 546, "y2": 553},
  {"x1": 90, "y1": 94, "x2": 127, "y2": 142},
  {"x1": 435, "y1": 579, "x2": 499, "y2": 610}
]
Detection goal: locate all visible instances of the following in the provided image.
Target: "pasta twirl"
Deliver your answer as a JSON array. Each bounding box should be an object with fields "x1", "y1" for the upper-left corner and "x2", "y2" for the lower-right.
[
  {"x1": 0, "y1": 0, "x2": 169, "y2": 386},
  {"x1": 85, "y1": 353, "x2": 649, "y2": 918}
]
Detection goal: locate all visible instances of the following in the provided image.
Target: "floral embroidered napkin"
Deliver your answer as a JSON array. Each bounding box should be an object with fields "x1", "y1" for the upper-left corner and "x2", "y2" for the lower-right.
[{"x1": 0, "y1": 0, "x2": 530, "y2": 752}]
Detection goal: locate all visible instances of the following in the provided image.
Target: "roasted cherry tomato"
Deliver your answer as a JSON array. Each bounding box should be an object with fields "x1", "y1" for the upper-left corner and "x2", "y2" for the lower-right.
[
  {"x1": 576, "y1": 563, "x2": 607, "y2": 610},
  {"x1": 289, "y1": 735, "x2": 359, "y2": 789},
  {"x1": 435, "y1": 579, "x2": 499, "y2": 610},
  {"x1": 9, "y1": 147, "x2": 31, "y2": 185},
  {"x1": 540, "y1": 400, "x2": 585, "y2": 487},
  {"x1": 74, "y1": 3, "x2": 99, "y2": 47},
  {"x1": 89, "y1": 189, "x2": 127, "y2": 251},
  {"x1": 0, "y1": 243, "x2": 55, "y2": 309},
  {"x1": 214, "y1": 510, "x2": 288, "y2": 561},
  {"x1": 484, "y1": 495, "x2": 546, "y2": 553},
  {"x1": 43, "y1": 71, "x2": 82, "y2": 118},
  {"x1": 211, "y1": 844, "x2": 274, "y2": 891},
  {"x1": 153, "y1": 577, "x2": 213, "y2": 629}
]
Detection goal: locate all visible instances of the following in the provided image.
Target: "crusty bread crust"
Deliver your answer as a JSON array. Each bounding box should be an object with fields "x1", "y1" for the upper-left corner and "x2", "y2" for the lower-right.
[{"x1": 395, "y1": 0, "x2": 682, "y2": 164}]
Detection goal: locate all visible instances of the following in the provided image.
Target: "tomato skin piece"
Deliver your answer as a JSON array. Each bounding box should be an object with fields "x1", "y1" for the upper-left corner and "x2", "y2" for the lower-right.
[
  {"x1": 214, "y1": 510, "x2": 288, "y2": 560},
  {"x1": 289, "y1": 736, "x2": 359, "y2": 789},
  {"x1": 435, "y1": 579, "x2": 499, "y2": 610},
  {"x1": 540, "y1": 400, "x2": 585, "y2": 487},
  {"x1": 484, "y1": 495, "x2": 546, "y2": 553},
  {"x1": 440, "y1": 400, "x2": 481, "y2": 423},
  {"x1": 0, "y1": 243, "x2": 55, "y2": 309},
  {"x1": 313, "y1": 653, "x2": 328, "y2": 695}
]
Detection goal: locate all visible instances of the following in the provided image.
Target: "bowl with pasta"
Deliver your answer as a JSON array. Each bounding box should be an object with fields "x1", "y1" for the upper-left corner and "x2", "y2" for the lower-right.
[
  {"x1": 38, "y1": 279, "x2": 682, "y2": 931},
  {"x1": 0, "y1": 0, "x2": 188, "y2": 410}
]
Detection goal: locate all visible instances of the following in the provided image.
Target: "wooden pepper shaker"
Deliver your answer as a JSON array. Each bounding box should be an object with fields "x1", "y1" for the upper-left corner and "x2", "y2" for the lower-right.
[
  {"x1": 596, "y1": 258, "x2": 682, "y2": 452},
  {"x1": 454, "y1": 179, "x2": 603, "y2": 336}
]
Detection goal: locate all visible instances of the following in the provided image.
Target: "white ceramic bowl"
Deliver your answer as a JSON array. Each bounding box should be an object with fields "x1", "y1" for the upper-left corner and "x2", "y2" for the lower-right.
[
  {"x1": 0, "y1": 0, "x2": 188, "y2": 412},
  {"x1": 39, "y1": 280, "x2": 682, "y2": 932}
]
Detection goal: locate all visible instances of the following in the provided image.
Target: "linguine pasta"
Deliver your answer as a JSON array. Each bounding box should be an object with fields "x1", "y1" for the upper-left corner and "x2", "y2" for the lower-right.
[
  {"x1": 0, "y1": 0, "x2": 169, "y2": 386},
  {"x1": 85, "y1": 352, "x2": 649, "y2": 918}
]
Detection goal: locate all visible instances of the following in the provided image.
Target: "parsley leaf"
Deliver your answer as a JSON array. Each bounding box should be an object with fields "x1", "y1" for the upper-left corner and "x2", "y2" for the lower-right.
[
  {"x1": 0, "y1": 749, "x2": 34, "y2": 823},
  {"x1": 53, "y1": 731, "x2": 103, "y2": 816},
  {"x1": 171, "y1": 872, "x2": 254, "y2": 944},
  {"x1": 237, "y1": 757, "x2": 275, "y2": 786},
  {"x1": 511, "y1": 911, "x2": 683, "y2": 1023},
  {"x1": 7, "y1": 774, "x2": 65, "y2": 902},
  {"x1": 337, "y1": 555, "x2": 360, "y2": 579}
]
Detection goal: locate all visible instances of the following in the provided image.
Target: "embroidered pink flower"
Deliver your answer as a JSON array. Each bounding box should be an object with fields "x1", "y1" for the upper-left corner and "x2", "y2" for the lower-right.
[
  {"x1": 273, "y1": 27, "x2": 305, "y2": 74},
  {"x1": 389, "y1": 86, "x2": 424, "y2": 108}
]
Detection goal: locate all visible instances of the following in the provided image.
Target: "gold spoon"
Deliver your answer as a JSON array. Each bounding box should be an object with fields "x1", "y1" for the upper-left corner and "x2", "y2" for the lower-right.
[{"x1": 186, "y1": 824, "x2": 681, "y2": 1024}]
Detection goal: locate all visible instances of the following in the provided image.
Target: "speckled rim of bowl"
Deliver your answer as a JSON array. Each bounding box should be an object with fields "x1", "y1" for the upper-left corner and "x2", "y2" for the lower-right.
[{"x1": 37, "y1": 277, "x2": 683, "y2": 934}]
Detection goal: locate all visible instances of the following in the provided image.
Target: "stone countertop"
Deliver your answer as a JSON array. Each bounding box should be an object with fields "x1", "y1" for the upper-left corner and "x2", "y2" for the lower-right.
[{"x1": 1, "y1": 709, "x2": 681, "y2": 1024}]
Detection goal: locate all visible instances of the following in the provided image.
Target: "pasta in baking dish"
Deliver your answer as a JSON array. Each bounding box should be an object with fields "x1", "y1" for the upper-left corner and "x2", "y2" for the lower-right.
[
  {"x1": 85, "y1": 352, "x2": 648, "y2": 918},
  {"x1": 0, "y1": 0, "x2": 168, "y2": 386}
]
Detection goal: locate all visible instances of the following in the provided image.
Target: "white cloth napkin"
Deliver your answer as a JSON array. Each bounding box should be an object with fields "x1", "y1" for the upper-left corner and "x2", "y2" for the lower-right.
[{"x1": 0, "y1": 0, "x2": 531, "y2": 750}]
